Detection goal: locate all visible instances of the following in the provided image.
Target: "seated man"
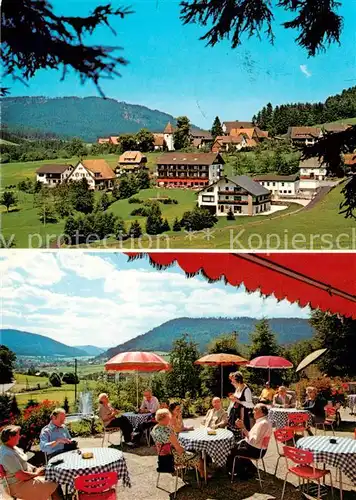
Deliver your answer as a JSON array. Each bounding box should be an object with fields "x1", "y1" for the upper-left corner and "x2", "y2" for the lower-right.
[
  {"x1": 272, "y1": 386, "x2": 294, "y2": 408},
  {"x1": 40, "y1": 408, "x2": 77, "y2": 459},
  {"x1": 133, "y1": 390, "x2": 160, "y2": 444},
  {"x1": 203, "y1": 397, "x2": 228, "y2": 429},
  {"x1": 259, "y1": 382, "x2": 275, "y2": 404},
  {"x1": 227, "y1": 404, "x2": 272, "y2": 479},
  {"x1": 139, "y1": 390, "x2": 159, "y2": 414}
]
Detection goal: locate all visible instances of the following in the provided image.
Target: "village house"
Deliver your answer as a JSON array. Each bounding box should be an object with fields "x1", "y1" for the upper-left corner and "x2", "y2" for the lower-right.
[
  {"x1": 156, "y1": 152, "x2": 224, "y2": 188},
  {"x1": 287, "y1": 127, "x2": 322, "y2": 146},
  {"x1": 153, "y1": 133, "x2": 165, "y2": 151},
  {"x1": 190, "y1": 129, "x2": 213, "y2": 149},
  {"x1": 67, "y1": 159, "x2": 116, "y2": 190},
  {"x1": 36, "y1": 164, "x2": 74, "y2": 186},
  {"x1": 344, "y1": 152, "x2": 356, "y2": 173},
  {"x1": 212, "y1": 134, "x2": 256, "y2": 153},
  {"x1": 116, "y1": 151, "x2": 148, "y2": 177},
  {"x1": 253, "y1": 174, "x2": 299, "y2": 199},
  {"x1": 222, "y1": 121, "x2": 254, "y2": 134},
  {"x1": 98, "y1": 138, "x2": 111, "y2": 145},
  {"x1": 198, "y1": 175, "x2": 271, "y2": 216},
  {"x1": 298, "y1": 157, "x2": 327, "y2": 198}
]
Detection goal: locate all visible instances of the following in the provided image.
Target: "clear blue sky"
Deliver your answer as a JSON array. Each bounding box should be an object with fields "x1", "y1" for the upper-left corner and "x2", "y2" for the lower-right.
[
  {"x1": 4, "y1": 0, "x2": 356, "y2": 128},
  {"x1": 0, "y1": 252, "x2": 309, "y2": 347}
]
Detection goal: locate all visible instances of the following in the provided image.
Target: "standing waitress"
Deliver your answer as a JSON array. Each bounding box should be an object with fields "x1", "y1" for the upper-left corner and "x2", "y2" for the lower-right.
[{"x1": 229, "y1": 371, "x2": 253, "y2": 430}]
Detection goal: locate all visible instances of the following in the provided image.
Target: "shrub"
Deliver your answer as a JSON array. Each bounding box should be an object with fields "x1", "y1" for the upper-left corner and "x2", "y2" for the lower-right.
[
  {"x1": 18, "y1": 399, "x2": 58, "y2": 451},
  {"x1": 227, "y1": 208, "x2": 235, "y2": 220},
  {"x1": 128, "y1": 197, "x2": 143, "y2": 204},
  {"x1": 62, "y1": 372, "x2": 79, "y2": 384},
  {"x1": 295, "y1": 376, "x2": 348, "y2": 406},
  {"x1": 130, "y1": 207, "x2": 150, "y2": 216},
  {"x1": 49, "y1": 372, "x2": 62, "y2": 387}
]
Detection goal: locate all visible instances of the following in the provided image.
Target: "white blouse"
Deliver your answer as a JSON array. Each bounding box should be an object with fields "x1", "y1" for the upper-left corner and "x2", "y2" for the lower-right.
[{"x1": 234, "y1": 385, "x2": 254, "y2": 408}]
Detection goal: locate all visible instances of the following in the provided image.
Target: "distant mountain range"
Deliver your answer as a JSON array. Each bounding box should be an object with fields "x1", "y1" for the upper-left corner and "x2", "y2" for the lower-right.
[
  {"x1": 98, "y1": 317, "x2": 314, "y2": 360},
  {"x1": 1, "y1": 96, "x2": 176, "y2": 142},
  {"x1": 75, "y1": 345, "x2": 107, "y2": 356},
  {"x1": 0, "y1": 329, "x2": 103, "y2": 357}
]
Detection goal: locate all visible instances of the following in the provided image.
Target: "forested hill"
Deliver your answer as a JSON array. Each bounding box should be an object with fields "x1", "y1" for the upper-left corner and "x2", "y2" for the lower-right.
[
  {"x1": 98, "y1": 317, "x2": 314, "y2": 359},
  {"x1": 253, "y1": 86, "x2": 356, "y2": 135},
  {"x1": 1, "y1": 96, "x2": 176, "y2": 142}
]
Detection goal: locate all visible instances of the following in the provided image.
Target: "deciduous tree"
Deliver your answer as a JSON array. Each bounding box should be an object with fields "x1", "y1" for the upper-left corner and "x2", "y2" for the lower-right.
[
  {"x1": 166, "y1": 334, "x2": 202, "y2": 398},
  {"x1": 0, "y1": 345, "x2": 16, "y2": 384},
  {"x1": 0, "y1": 191, "x2": 17, "y2": 212},
  {"x1": 173, "y1": 116, "x2": 191, "y2": 150}
]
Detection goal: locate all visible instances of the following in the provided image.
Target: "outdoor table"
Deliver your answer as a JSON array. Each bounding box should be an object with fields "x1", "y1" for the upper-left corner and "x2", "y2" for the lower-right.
[
  {"x1": 45, "y1": 447, "x2": 131, "y2": 497},
  {"x1": 122, "y1": 411, "x2": 153, "y2": 429},
  {"x1": 297, "y1": 436, "x2": 356, "y2": 499},
  {"x1": 268, "y1": 407, "x2": 313, "y2": 429},
  {"x1": 347, "y1": 395, "x2": 356, "y2": 414},
  {"x1": 178, "y1": 428, "x2": 235, "y2": 483}
]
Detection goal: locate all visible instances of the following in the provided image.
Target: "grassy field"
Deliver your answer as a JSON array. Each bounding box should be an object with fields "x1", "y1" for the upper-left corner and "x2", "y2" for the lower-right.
[
  {"x1": 13, "y1": 381, "x2": 97, "y2": 409},
  {"x1": 114, "y1": 183, "x2": 354, "y2": 249},
  {"x1": 2, "y1": 153, "x2": 355, "y2": 249},
  {"x1": 0, "y1": 152, "x2": 162, "y2": 189}
]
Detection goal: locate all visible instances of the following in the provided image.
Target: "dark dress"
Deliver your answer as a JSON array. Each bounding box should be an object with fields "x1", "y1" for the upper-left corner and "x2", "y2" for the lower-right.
[
  {"x1": 303, "y1": 396, "x2": 326, "y2": 424},
  {"x1": 227, "y1": 402, "x2": 244, "y2": 440},
  {"x1": 236, "y1": 385, "x2": 252, "y2": 431}
]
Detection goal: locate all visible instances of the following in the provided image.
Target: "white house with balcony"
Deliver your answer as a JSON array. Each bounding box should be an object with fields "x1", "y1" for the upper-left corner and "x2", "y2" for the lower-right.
[
  {"x1": 253, "y1": 174, "x2": 299, "y2": 199},
  {"x1": 67, "y1": 159, "x2": 116, "y2": 190},
  {"x1": 298, "y1": 157, "x2": 327, "y2": 197},
  {"x1": 36, "y1": 164, "x2": 73, "y2": 187},
  {"x1": 198, "y1": 175, "x2": 271, "y2": 216}
]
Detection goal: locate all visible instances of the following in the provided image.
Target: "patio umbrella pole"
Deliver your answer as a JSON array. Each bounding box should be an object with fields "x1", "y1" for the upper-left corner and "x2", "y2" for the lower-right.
[
  {"x1": 268, "y1": 368, "x2": 271, "y2": 384},
  {"x1": 221, "y1": 365, "x2": 223, "y2": 399},
  {"x1": 136, "y1": 370, "x2": 139, "y2": 410}
]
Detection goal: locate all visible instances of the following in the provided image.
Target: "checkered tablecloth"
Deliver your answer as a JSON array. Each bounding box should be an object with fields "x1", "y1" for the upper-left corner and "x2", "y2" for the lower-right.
[
  {"x1": 297, "y1": 436, "x2": 356, "y2": 486},
  {"x1": 347, "y1": 395, "x2": 356, "y2": 412},
  {"x1": 122, "y1": 412, "x2": 152, "y2": 429},
  {"x1": 268, "y1": 408, "x2": 313, "y2": 429},
  {"x1": 45, "y1": 448, "x2": 131, "y2": 493},
  {"x1": 178, "y1": 428, "x2": 235, "y2": 468}
]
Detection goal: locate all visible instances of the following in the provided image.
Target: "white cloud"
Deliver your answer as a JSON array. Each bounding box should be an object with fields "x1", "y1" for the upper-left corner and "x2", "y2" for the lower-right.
[
  {"x1": 0, "y1": 252, "x2": 310, "y2": 348},
  {"x1": 300, "y1": 64, "x2": 312, "y2": 78}
]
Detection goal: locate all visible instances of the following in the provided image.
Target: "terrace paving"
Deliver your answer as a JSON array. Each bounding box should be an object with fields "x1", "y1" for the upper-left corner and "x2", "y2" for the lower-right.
[{"x1": 1, "y1": 412, "x2": 355, "y2": 499}]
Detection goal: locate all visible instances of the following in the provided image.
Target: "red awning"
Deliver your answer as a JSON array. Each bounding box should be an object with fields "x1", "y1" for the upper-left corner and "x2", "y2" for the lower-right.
[{"x1": 126, "y1": 252, "x2": 356, "y2": 319}]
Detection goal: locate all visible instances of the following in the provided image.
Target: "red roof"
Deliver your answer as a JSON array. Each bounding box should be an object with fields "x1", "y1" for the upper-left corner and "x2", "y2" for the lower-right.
[{"x1": 125, "y1": 253, "x2": 356, "y2": 319}]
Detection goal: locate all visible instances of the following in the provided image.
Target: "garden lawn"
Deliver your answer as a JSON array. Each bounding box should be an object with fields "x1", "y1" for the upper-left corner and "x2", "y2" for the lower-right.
[
  {"x1": 0, "y1": 152, "x2": 161, "y2": 189},
  {"x1": 108, "y1": 187, "x2": 197, "y2": 227},
  {"x1": 12, "y1": 373, "x2": 49, "y2": 392},
  {"x1": 13, "y1": 380, "x2": 97, "y2": 409}
]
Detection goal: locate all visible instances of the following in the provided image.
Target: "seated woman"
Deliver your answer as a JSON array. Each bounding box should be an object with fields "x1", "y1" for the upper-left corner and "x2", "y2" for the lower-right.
[
  {"x1": 0, "y1": 425, "x2": 61, "y2": 500},
  {"x1": 302, "y1": 386, "x2": 326, "y2": 434},
  {"x1": 169, "y1": 403, "x2": 193, "y2": 433},
  {"x1": 98, "y1": 393, "x2": 134, "y2": 446},
  {"x1": 151, "y1": 409, "x2": 205, "y2": 479}
]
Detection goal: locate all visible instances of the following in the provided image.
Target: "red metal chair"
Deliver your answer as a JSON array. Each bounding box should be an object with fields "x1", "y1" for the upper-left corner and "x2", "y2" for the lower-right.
[
  {"x1": 0, "y1": 464, "x2": 16, "y2": 499},
  {"x1": 273, "y1": 427, "x2": 295, "y2": 476},
  {"x1": 287, "y1": 413, "x2": 309, "y2": 443},
  {"x1": 154, "y1": 442, "x2": 200, "y2": 498},
  {"x1": 281, "y1": 446, "x2": 334, "y2": 500},
  {"x1": 231, "y1": 435, "x2": 270, "y2": 489},
  {"x1": 315, "y1": 406, "x2": 336, "y2": 435},
  {"x1": 74, "y1": 472, "x2": 118, "y2": 500}
]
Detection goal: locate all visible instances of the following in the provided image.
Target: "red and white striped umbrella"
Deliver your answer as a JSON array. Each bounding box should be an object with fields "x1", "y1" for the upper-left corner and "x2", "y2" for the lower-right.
[
  {"x1": 105, "y1": 351, "x2": 170, "y2": 372},
  {"x1": 105, "y1": 352, "x2": 171, "y2": 407},
  {"x1": 247, "y1": 356, "x2": 293, "y2": 383}
]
